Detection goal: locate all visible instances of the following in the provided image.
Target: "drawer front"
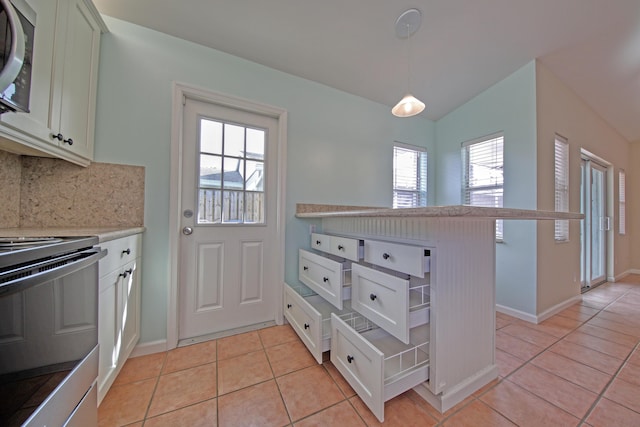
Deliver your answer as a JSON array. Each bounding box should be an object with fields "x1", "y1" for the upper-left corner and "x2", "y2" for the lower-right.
[
  {"x1": 330, "y1": 313, "x2": 384, "y2": 421},
  {"x1": 284, "y1": 283, "x2": 323, "y2": 364},
  {"x1": 311, "y1": 233, "x2": 330, "y2": 252},
  {"x1": 299, "y1": 249, "x2": 345, "y2": 310},
  {"x1": 352, "y1": 263, "x2": 411, "y2": 344},
  {"x1": 99, "y1": 234, "x2": 142, "y2": 277},
  {"x1": 364, "y1": 240, "x2": 428, "y2": 277},
  {"x1": 330, "y1": 235, "x2": 362, "y2": 262}
]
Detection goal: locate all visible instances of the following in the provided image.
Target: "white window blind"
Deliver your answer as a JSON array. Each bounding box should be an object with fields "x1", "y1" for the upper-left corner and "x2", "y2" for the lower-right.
[
  {"x1": 393, "y1": 143, "x2": 427, "y2": 208},
  {"x1": 462, "y1": 133, "x2": 504, "y2": 240},
  {"x1": 554, "y1": 136, "x2": 569, "y2": 241},
  {"x1": 619, "y1": 170, "x2": 626, "y2": 235}
]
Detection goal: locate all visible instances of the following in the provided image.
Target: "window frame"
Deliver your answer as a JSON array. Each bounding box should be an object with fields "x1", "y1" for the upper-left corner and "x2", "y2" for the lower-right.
[
  {"x1": 554, "y1": 135, "x2": 569, "y2": 242},
  {"x1": 392, "y1": 142, "x2": 428, "y2": 209},
  {"x1": 462, "y1": 132, "x2": 504, "y2": 241},
  {"x1": 619, "y1": 169, "x2": 626, "y2": 235}
]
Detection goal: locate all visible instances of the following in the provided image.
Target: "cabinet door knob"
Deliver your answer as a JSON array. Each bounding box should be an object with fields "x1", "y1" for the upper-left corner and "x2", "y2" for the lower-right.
[
  {"x1": 125, "y1": 268, "x2": 133, "y2": 275},
  {"x1": 122, "y1": 248, "x2": 131, "y2": 255},
  {"x1": 287, "y1": 303, "x2": 292, "y2": 309},
  {"x1": 323, "y1": 277, "x2": 329, "y2": 283},
  {"x1": 304, "y1": 323, "x2": 310, "y2": 329},
  {"x1": 337, "y1": 245, "x2": 344, "y2": 251},
  {"x1": 382, "y1": 253, "x2": 390, "y2": 260},
  {"x1": 119, "y1": 271, "x2": 128, "y2": 278},
  {"x1": 347, "y1": 355, "x2": 354, "y2": 363},
  {"x1": 316, "y1": 240, "x2": 321, "y2": 245},
  {"x1": 51, "y1": 133, "x2": 63, "y2": 141},
  {"x1": 63, "y1": 137, "x2": 73, "y2": 146},
  {"x1": 303, "y1": 266, "x2": 309, "y2": 271},
  {"x1": 369, "y1": 293, "x2": 377, "y2": 301}
]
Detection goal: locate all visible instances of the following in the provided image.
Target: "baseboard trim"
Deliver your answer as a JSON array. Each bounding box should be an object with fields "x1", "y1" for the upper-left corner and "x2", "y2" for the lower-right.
[
  {"x1": 413, "y1": 364, "x2": 498, "y2": 413},
  {"x1": 130, "y1": 339, "x2": 167, "y2": 358},
  {"x1": 535, "y1": 295, "x2": 582, "y2": 323},
  {"x1": 496, "y1": 305, "x2": 537, "y2": 323},
  {"x1": 497, "y1": 295, "x2": 582, "y2": 324}
]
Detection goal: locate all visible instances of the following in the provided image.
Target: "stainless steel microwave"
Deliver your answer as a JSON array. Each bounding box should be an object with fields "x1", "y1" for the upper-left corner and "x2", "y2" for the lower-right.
[{"x1": 0, "y1": 0, "x2": 35, "y2": 114}]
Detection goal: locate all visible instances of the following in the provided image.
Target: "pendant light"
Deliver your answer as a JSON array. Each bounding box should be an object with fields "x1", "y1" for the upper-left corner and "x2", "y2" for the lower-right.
[{"x1": 392, "y1": 9, "x2": 425, "y2": 118}]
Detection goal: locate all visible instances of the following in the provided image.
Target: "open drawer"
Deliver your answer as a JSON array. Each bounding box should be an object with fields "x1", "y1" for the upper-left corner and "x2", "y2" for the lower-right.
[
  {"x1": 311, "y1": 232, "x2": 364, "y2": 262},
  {"x1": 351, "y1": 263, "x2": 430, "y2": 344},
  {"x1": 331, "y1": 313, "x2": 430, "y2": 422},
  {"x1": 284, "y1": 282, "x2": 367, "y2": 364},
  {"x1": 364, "y1": 239, "x2": 430, "y2": 277},
  {"x1": 299, "y1": 249, "x2": 352, "y2": 309}
]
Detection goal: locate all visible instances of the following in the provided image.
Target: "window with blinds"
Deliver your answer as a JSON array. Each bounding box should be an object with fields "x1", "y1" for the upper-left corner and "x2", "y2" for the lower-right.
[
  {"x1": 554, "y1": 136, "x2": 569, "y2": 241},
  {"x1": 619, "y1": 169, "x2": 626, "y2": 235},
  {"x1": 393, "y1": 143, "x2": 427, "y2": 208},
  {"x1": 462, "y1": 133, "x2": 504, "y2": 240}
]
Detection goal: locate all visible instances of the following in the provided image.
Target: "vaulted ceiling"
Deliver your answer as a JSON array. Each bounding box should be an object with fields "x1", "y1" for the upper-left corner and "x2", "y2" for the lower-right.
[{"x1": 93, "y1": 0, "x2": 640, "y2": 142}]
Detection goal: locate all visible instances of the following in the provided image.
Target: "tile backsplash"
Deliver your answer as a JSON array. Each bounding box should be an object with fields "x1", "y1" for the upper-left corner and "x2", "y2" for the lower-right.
[{"x1": 0, "y1": 151, "x2": 145, "y2": 228}]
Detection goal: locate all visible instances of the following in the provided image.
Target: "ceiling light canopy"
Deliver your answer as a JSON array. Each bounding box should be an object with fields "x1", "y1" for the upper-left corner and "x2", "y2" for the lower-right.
[{"x1": 392, "y1": 8, "x2": 425, "y2": 118}]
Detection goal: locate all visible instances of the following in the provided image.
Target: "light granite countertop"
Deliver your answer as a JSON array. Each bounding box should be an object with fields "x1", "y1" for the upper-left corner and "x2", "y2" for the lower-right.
[
  {"x1": 0, "y1": 227, "x2": 145, "y2": 243},
  {"x1": 296, "y1": 203, "x2": 584, "y2": 220}
]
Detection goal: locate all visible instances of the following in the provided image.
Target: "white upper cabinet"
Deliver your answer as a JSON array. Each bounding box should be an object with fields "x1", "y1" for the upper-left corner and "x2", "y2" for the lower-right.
[{"x1": 0, "y1": 0, "x2": 107, "y2": 166}]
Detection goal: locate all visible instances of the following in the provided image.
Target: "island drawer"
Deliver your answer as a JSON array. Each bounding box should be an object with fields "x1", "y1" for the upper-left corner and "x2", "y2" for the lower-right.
[
  {"x1": 311, "y1": 232, "x2": 363, "y2": 262},
  {"x1": 330, "y1": 313, "x2": 430, "y2": 422},
  {"x1": 364, "y1": 239, "x2": 430, "y2": 277},
  {"x1": 299, "y1": 249, "x2": 351, "y2": 310},
  {"x1": 351, "y1": 263, "x2": 430, "y2": 344},
  {"x1": 284, "y1": 282, "x2": 368, "y2": 364}
]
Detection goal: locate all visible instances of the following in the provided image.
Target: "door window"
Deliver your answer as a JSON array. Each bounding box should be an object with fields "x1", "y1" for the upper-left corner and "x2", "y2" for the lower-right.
[{"x1": 197, "y1": 118, "x2": 266, "y2": 224}]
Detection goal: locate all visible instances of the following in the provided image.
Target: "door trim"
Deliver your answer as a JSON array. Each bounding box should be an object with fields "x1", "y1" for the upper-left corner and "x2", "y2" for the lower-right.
[
  {"x1": 580, "y1": 149, "x2": 614, "y2": 289},
  {"x1": 167, "y1": 82, "x2": 288, "y2": 350}
]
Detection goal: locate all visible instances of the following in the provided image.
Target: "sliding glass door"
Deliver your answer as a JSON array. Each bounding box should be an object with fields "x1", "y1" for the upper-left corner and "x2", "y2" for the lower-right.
[{"x1": 580, "y1": 158, "x2": 608, "y2": 289}]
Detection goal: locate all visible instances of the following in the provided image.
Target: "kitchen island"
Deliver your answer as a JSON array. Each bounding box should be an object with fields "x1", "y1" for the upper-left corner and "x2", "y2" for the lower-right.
[{"x1": 293, "y1": 203, "x2": 582, "y2": 417}]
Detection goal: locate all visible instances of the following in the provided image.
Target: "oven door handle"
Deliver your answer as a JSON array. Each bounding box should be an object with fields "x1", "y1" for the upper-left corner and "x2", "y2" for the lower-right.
[{"x1": 0, "y1": 248, "x2": 107, "y2": 297}]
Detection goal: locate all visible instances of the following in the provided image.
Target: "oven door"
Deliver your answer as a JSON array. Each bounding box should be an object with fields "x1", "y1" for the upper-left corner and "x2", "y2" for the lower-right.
[{"x1": 0, "y1": 248, "x2": 104, "y2": 427}]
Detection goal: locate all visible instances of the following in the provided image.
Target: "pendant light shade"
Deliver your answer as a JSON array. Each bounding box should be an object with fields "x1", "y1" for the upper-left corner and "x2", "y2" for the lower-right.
[
  {"x1": 392, "y1": 94, "x2": 425, "y2": 117},
  {"x1": 392, "y1": 9, "x2": 425, "y2": 118}
]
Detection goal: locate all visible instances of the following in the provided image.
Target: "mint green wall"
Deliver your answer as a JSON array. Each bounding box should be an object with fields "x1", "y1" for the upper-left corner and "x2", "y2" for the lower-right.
[
  {"x1": 434, "y1": 62, "x2": 538, "y2": 315},
  {"x1": 93, "y1": 17, "x2": 435, "y2": 344}
]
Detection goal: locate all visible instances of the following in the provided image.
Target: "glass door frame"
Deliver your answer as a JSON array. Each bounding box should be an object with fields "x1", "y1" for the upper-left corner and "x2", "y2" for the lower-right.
[{"x1": 580, "y1": 153, "x2": 611, "y2": 290}]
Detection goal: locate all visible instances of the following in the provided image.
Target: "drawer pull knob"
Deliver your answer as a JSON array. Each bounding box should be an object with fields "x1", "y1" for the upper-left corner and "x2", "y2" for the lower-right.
[
  {"x1": 287, "y1": 303, "x2": 292, "y2": 309},
  {"x1": 316, "y1": 240, "x2": 321, "y2": 245},
  {"x1": 303, "y1": 266, "x2": 309, "y2": 271},
  {"x1": 122, "y1": 248, "x2": 131, "y2": 255},
  {"x1": 369, "y1": 293, "x2": 377, "y2": 301},
  {"x1": 323, "y1": 277, "x2": 329, "y2": 283},
  {"x1": 347, "y1": 355, "x2": 354, "y2": 363},
  {"x1": 119, "y1": 271, "x2": 128, "y2": 278},
  {"x1": 338, "y1": 245, "x2": 344, "y2": 250},
  {"x1": 304, "y1": 323, "x2": 310, "y2": 329},
  {"x1": 63, "y1": 137, "x2": 74, "y2": 146},
  {"x1": 382, "y1": 253, "x2": 390, "y2": 260}
]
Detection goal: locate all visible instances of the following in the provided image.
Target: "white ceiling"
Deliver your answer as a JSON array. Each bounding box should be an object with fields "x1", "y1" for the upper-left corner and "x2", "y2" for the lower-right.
[{"x1": 92, "y1": 0, "x2": 640, "y2": 142}]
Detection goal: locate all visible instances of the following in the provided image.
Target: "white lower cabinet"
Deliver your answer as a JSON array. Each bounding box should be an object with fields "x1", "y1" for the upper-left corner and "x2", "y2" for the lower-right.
[
  {"x1": 97, "y1": 234, "x2": 142, "y2": 404},
  {"x1": 331, "y1": 314, "x2": 430, "y2": 422},
  {"x1": 288, "y1": 233, "x2": 433, "y2": 422}
]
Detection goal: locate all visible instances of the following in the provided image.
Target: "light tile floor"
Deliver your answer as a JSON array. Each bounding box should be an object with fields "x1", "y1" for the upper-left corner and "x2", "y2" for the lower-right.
[{"x1": 98, "y1": 275, "x2": 640, "y2": 426}]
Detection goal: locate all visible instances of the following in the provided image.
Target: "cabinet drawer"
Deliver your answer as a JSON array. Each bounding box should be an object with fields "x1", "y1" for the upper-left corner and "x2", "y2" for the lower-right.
[
  {"x1": 284, "y1": 283, "x2": 366, "y2": 364},
  {"x1": 330, "y1": 313, "x2": 430, "y2": 422},
  {"x1": 99, "y1": 234, "x2": 142, "y2": 277},
  {"x1": 284, "y1": 283, "x2": 323, "y2": 363},
  {"x1": 352, "y1": 264, "x2": 429, "y2": 344},
  {"x1": 311, "y1": 233, "x2": 363, "y2": 262},
  {"x1": 299, "y1": 249, "x2": 351, "y2": 310},
  {"x1": 364, "y1": 240, "x2": 430, "y2": 277}
]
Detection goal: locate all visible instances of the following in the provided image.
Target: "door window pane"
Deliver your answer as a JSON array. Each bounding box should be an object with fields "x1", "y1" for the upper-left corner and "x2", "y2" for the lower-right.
[
  {"x1": 200, "y1": 119, "x2": 223, "y2": 154},
  {"x1": 199, "y1": 154, "x2": 222, "y2": 189},
  {"x1": 224, "y1": 124, "x2": 245, "y2": 157}
]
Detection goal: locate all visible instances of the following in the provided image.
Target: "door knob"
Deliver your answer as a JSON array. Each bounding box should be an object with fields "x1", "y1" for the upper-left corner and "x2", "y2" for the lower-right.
[{"x1": 182, "y1": 226, "x2": 193, "y2": 235}]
